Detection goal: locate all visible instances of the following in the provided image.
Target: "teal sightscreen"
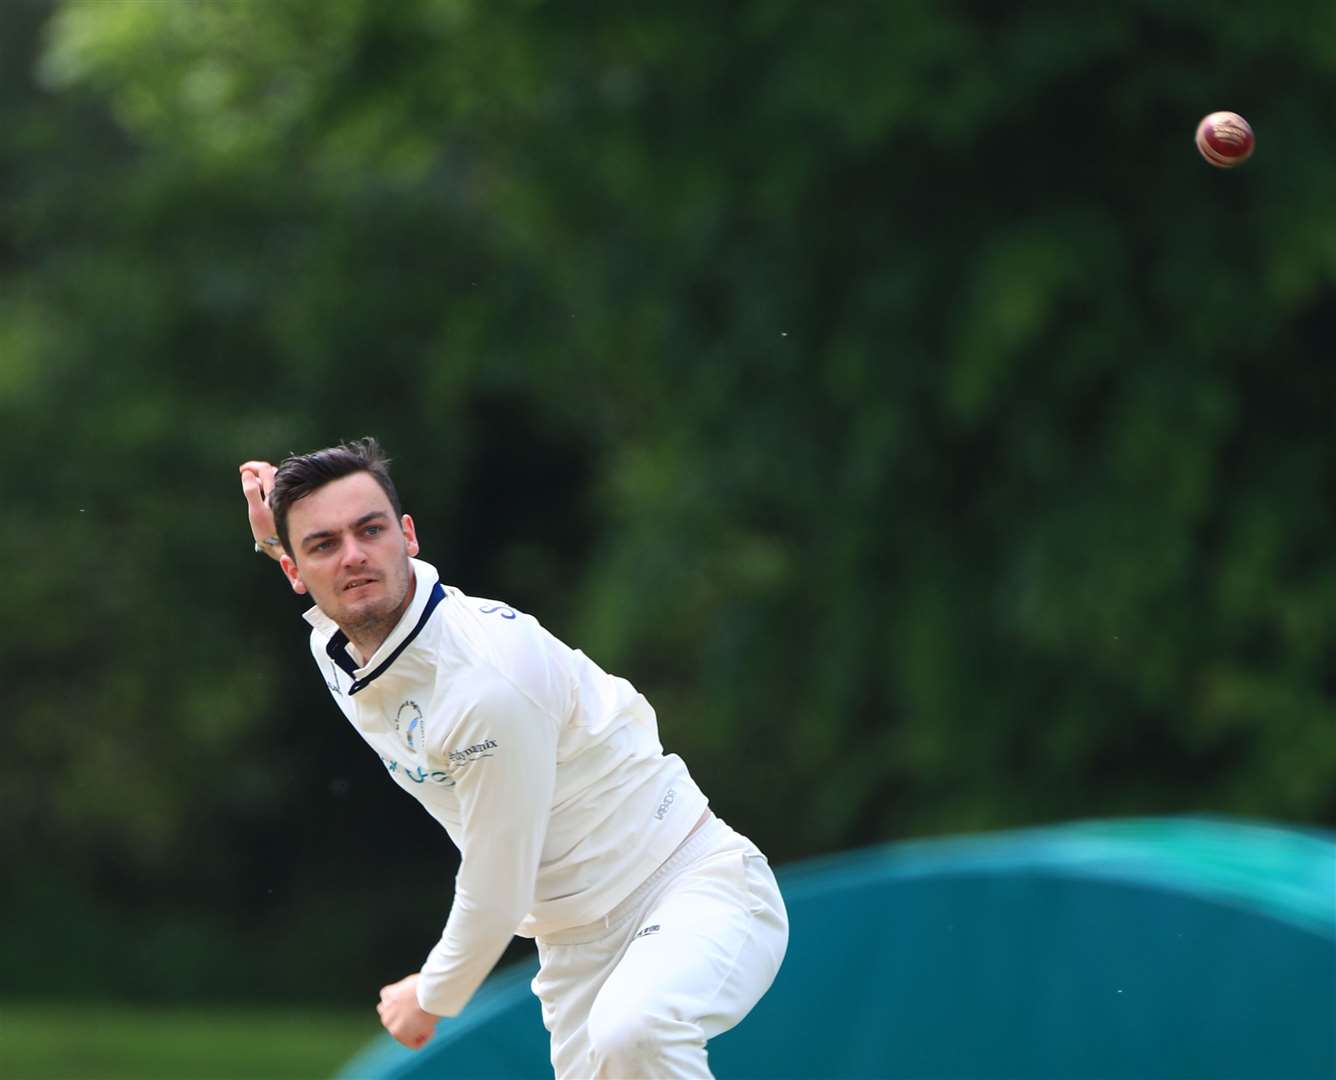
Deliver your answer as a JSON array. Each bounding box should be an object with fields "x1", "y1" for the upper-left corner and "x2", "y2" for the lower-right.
[{"x1": 335, "y1": 816, "x2": 1336, "y2": 1079}]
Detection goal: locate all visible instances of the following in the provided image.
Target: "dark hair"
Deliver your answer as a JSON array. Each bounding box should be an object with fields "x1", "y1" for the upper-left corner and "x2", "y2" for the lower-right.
[{"x1": 269, "y1": 437, "x2": 403, "y2": 555}]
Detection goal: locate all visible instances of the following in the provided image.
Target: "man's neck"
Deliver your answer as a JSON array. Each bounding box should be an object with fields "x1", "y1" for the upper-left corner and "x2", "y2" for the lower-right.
[{"x1": 343, "y1": 576, "x2": 418, "y2": 667}]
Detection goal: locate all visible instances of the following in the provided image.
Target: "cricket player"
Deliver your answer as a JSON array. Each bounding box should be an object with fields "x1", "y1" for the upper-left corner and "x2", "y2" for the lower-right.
[{"x1": 239, "y1": 438, "x2": 788, "y2": 1079}]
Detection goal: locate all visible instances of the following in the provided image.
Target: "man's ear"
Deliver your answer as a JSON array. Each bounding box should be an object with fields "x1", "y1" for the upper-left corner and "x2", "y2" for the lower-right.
[
  {"x1": 280, "y1": 554, "x2": 308, "y2": 595},
  {"x1": 402, "y1": 513, "x2": 420, "y2": 558}
]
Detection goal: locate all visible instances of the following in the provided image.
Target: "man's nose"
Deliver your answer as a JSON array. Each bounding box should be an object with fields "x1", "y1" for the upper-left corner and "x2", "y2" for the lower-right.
[{"x1": 339, "y1": 534, "x2": 369, "y2": 566}]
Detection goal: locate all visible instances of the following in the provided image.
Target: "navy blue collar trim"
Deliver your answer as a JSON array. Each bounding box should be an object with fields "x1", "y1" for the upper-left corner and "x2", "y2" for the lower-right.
[{"x1": 324, "y1": 581, "x2": 447, "y2": 696}]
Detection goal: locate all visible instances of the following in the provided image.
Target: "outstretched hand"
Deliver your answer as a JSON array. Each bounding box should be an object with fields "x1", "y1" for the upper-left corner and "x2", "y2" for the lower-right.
[
  {"x1": 377, "y1": 973, "x2": 439, "y2": 1051},
  {"x1": 239, "y1": 460, "x2": 282, "y2": 560}
]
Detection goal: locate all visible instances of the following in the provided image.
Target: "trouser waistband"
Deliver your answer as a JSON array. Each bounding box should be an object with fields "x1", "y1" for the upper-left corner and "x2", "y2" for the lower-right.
[{"x1": 538, "y1": 812, "x2": 734, "y2": 945}]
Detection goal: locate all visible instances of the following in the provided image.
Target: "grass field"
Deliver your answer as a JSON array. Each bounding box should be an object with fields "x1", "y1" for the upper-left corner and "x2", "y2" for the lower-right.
[{"x1": 2, "y1": 1002, "x2": 380, "y2": 1080}]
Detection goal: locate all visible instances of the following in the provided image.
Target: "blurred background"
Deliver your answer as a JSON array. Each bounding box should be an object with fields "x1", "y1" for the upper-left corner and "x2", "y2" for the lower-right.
[{"x1": 3, "y1": 1, "x2": 1335, "y2": 1076}]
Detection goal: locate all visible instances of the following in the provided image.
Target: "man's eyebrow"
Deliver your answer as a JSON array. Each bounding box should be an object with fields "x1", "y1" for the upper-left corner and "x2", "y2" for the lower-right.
[{"x1": 299, "y1": 511, "x2": 391, "y2": 548}]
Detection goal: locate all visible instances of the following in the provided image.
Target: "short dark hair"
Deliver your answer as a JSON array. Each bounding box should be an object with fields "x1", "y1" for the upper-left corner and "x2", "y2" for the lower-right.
[{"x1": 270, "y1": 437, "x2": 403, "y2": 555}]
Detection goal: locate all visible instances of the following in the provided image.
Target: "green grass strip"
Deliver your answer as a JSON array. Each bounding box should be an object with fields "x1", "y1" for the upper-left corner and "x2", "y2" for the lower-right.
[{"x1": 2, "y1": 1002, "x2": 378, "y2": 1080}]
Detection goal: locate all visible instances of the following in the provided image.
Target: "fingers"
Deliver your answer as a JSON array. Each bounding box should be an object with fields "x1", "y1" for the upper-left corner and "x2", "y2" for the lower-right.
[
  {"x1": 377, "y1": 1012, "x2": 429, "y2": 1050},
  {"x1": 240, "y1": 461, "x2": 282, "y2": 555},
  {"x1": 240, "y1": 471, "x2": 264, "y2": 505},
  {"x1": 239, "y1": 461, "x2": 277, "y2": 501},
  {"x1": 389, "y1": 1024, "x2": 432, "y2": 1051},
  {"x1": 375, "y1": 981, "x2": 435, "y2": 1051}
]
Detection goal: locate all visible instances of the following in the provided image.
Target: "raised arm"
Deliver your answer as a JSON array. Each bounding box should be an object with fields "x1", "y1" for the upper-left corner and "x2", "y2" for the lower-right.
[{"x1": 239, "y1": 460, "x2": 284, "y2": 563}]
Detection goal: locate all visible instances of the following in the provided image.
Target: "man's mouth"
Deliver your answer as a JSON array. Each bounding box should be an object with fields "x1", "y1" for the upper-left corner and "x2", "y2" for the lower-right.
[{"x1": 343, "y1": 577, "x2": 379, "y2": 592}]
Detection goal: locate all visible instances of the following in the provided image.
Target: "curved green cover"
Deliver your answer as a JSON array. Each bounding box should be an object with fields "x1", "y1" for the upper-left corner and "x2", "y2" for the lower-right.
[{"x1": 335, "y1": 816, "x2": 1336, "y2": 1079}]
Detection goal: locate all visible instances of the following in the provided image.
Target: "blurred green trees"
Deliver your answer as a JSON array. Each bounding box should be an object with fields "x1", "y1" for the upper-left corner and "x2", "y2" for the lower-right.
[{"x1": 3, "y1": 0, "x2": 1335, "y2": 1001}]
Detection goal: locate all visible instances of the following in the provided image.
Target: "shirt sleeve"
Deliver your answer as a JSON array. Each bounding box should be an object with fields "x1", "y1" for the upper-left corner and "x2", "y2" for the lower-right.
[{"x1": 415, "y1": 673, "x2": 559, "y2": 1017}]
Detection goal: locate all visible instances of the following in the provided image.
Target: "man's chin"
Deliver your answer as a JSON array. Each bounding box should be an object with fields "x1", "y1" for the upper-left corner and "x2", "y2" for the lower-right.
[
  {"x1": 318, "y1": 590, "x2": 385, "y2": 627},
  {"x1": 339, "y1": 595, "x2": 393, "y2": 625}
]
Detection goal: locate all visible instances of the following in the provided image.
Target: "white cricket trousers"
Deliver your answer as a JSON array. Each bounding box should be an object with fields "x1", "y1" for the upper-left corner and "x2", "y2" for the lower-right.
[{"x1": 531, "y1": 815, "x2": 789, "y2": 1079}]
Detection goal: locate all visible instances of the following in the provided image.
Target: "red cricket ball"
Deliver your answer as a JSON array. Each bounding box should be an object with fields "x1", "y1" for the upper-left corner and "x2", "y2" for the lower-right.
[{"x1": 1196, "y1": 111, "x2": 1255, "y2": 168}]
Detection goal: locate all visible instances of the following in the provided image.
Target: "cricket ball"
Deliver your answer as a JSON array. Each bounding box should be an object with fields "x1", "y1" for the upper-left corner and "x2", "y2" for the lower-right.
[{"x1": 1195, "y1": 111, "x2": 1254, "y2": 168}]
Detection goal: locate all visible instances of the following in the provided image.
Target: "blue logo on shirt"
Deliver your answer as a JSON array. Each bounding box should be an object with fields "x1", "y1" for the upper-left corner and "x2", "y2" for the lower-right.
[
  {"x1": 376, "y1": 738, "x2": 499, "y2": 788},
  {"x1": 395, "y1": 700, "x2": 423, "y2": 752},
  {"x1": 378, "y1": 753, "x2": 456, "y2": 787}
]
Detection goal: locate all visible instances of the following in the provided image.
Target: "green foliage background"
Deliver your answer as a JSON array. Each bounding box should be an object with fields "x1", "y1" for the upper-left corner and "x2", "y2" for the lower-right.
[{"x1": 3, "y1": 0, "x2": 1334, "y2": 1003}]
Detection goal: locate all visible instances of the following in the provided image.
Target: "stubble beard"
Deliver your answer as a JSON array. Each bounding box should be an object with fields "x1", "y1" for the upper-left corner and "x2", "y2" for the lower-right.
[{"x1": 338, "y1": 556, "x2": 415, "y2": 659}]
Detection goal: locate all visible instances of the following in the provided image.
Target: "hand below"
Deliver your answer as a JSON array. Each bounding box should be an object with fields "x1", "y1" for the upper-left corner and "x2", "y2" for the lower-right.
[{"x1": 377, "y1": 972, "x2": 439, "y2": 1051}]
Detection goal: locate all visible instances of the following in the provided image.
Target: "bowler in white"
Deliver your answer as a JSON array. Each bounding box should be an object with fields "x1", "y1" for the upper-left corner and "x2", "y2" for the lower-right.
[{"x1": 240, "y1": 438, "x2": 788, "y2": 1079}]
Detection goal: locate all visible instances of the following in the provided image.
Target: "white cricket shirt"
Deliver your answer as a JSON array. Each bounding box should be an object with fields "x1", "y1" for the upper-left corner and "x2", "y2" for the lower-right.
[{"x1": 302, "y1": 559, "x2": 709, "y2": 1017}]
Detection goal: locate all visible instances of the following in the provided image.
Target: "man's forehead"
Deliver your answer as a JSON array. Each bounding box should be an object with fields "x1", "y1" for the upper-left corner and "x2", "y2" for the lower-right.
[{"x1": 289, "y1": 472, "x2": 394, "y2": 528}]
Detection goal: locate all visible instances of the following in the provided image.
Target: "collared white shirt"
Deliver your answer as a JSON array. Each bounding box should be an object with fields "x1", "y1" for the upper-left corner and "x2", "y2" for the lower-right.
[{"x1": 302, "y1": 559, "x2": 708, "y2": 1017}]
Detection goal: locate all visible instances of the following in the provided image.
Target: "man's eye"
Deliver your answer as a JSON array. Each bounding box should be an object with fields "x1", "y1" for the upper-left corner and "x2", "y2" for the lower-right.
[
  {"x1": 364, "y1": 525, "x2": 382, "y2": 537},
  {"x1": 315, "y1": 540, "x2": 335, "y2": 552}
]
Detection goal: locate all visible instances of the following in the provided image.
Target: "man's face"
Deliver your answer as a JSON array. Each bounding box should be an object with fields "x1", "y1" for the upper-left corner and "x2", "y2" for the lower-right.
[{"x1": 280, "y1": 471, "x2": 419, "y2": 640}]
